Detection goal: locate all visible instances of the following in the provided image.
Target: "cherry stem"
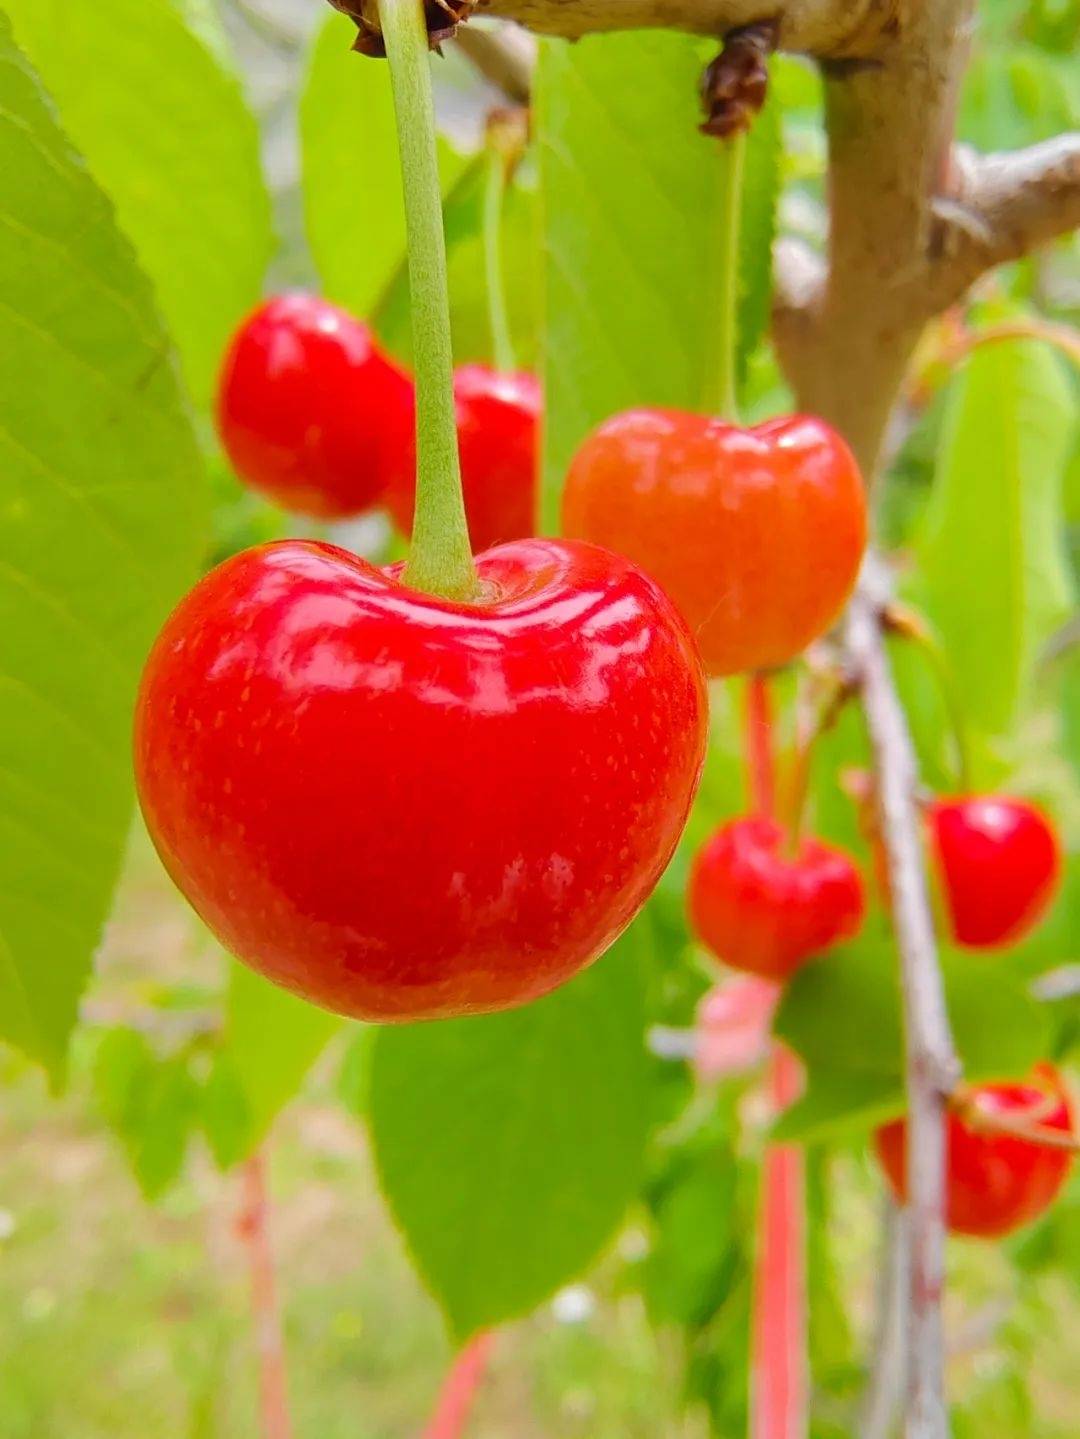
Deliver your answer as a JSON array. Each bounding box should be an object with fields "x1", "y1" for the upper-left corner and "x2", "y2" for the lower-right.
[
  {"x1": 784, "y1": 675, "x2": 853, "y2": 846},
  {"x1": 744, "y1": 671, "x2": 776, "y2": 819},
  {"x1": 236, "y1": 1151, "x2": 293, "y2": 1439},
  {"x1": 952, "y1": 1087, "x2": 1080, "y2": 1153},
  {"x1": 381, "y1": 0, "x2": 478, "y2": 602},
  {"x1": 751, "y1": 1046, "x2": 808, "y2": 1439},
  {"x1": 887, "y1": 607, "x2": 972, "y2": 793},
  {"x1": 423, "y1": 1331, "x2": 496, "y2": 1439},
  {"x1": 482, "y1": 142, "x2": 516, "y2": 374},
  {"x1": 704, "y1": 130, "x2": 746, "y2": 421}
]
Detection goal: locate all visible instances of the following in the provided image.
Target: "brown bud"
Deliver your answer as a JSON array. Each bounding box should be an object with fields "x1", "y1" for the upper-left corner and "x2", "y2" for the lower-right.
[{"x1": 700, "y1": 19, "x2": 778, "y2": 140}]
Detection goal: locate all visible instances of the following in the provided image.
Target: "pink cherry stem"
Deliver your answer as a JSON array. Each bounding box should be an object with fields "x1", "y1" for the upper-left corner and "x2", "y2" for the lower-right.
[
  {"x1": 744, "y1": 671, "x2": 776, "y2": 819},
  {"x1": 423, "y1": 1330, "x2": 497, "y2": 1439},
  {"x1": 750, "y1": 1047, "x2": 808, "y2": 1439},
  {"x1": 236, "y1": 1151, "x2": 294, "y2": 1439}
]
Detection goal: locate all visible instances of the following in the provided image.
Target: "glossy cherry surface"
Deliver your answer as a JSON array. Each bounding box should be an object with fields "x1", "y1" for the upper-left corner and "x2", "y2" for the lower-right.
[
  {"x1": 930, "y1": 795, "x2": 1061, "y2": 948},
  {"x1": 216, "y1": 294, "x2": 414, "y2": 519},
  {"x1": 385, "y1": 365, "x2": 540, "y2": 552},
  {"x1": 562, "y1": 411, "x2": 867, "y2": 676},
  {"x1": 135, "y1": 538, "x2": 708, "y2": 1021},
  {"x1": 875, "y1": 1066, "x2": 1074, "y2": 1238},
  {"x1": 688, "y1": 816, "x2": 865, "y2": 980}
]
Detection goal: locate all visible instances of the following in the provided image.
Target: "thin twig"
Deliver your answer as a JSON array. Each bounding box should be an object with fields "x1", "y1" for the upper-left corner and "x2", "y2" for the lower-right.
[
  {"x1": 236, "y1": 1151, "x2": 294, "y2": 1439},
  {"x1": 859, "y1": 1200, "x2": 910, "y2": 1439},
  {"x1": 453, "y1": 23, "x2": 536, "y2": 105},
  {"x1": 845, "y1": 563, "x2": 962, "y2": 1439}
]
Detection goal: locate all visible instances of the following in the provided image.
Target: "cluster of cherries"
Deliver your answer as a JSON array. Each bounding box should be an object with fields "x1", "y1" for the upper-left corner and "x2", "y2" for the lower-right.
[{"x1": 136, "y1": 291, "x2": 1073, "y2": 1238}]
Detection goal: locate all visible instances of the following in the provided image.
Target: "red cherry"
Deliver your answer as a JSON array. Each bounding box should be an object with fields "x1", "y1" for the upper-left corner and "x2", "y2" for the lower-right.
[
  {"x1": 134, "y1": 537, "x2": 707, "y2": 1021},
  {"x1": 929, "y1": 795, "x2": 1061, "y2": 948},
  {"x1": 385, "y1": 365, "x2": 540, "y2": 552},
  {"x1": 216, "y1": 294, "x2": 414, "y2": 519},
  {"x1": 562, "y1": 411, "x2": 867, "y2": 676},
  {"x1": 874, "y1": 1066, "x2": 1075, "y2": 1238},
  {"x1": 687, "y1": 816, "x2": 865, "y2": 980}
]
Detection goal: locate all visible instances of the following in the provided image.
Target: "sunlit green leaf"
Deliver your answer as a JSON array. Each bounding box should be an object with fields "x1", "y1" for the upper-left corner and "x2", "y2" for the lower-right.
[
  {"x1": 0, "y1": 18, "x2": 206, "y2": 1074},
  {"x1": 369, "y1": 931, "x2": 650, "y2": 1339},
  {"x1": 5, "y1": 0, "x2": 273, "y2": 407},
  {"x1": 535, "y1": 31, "x2": 777, "y2": 529},
  {"x1": 301, "y1": 12, "x2": 469, "y2": 324},
  {"x1": 203, "y1": 962, "x2": 345, "y2": 1168},
  {"x1": 914, "y1": 337, "x2": 1077, "y2": 761}
]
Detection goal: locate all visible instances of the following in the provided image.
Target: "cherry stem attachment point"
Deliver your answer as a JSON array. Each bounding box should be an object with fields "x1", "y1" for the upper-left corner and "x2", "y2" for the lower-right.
[
  {"x1": 381, "y1": 0, "x2": 478, "y2": 602},
  {"x1": 704, "y1": 130, "x2": 746, "y2": 421},
  {"x1": 482, "y1": 137, "x2": 517, "y2": 374},
  {"x1": 744, "y1": 671, "x2": 776, "y2": 819}
]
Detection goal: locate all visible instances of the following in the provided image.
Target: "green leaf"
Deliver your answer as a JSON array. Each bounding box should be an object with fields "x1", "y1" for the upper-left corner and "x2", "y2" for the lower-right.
[
  {"x1": 301, "y1": 12, "x2": 469, "y2": 323},
  {"x1": 773, "y1": 936, "x2": 1052, "y2": 1142},
  {"x1": 374, "y1": 161, "x2": 541, "y2": 370},
  {"x1": 5, "y1": 0, "x2": 273, "y2": 405},
  {"x1": 913, "y1": 337, "x2": 1077, "y2": 753},
  {"x1": 205, "y1": 962, "x2": 344, "y2": 1168},
  {"x1": 93, "y1": 1029, "x2": 200, "y2": 1199},
  {"x1": 368, "y1": 931, "x2": 650, "y2": 1339},
  {"x1": 535, "y1": 32, "x2": 776, "y2": 530},
  {"x1": 0, "y1": 18, "x2": 207, "y2": 1075}
]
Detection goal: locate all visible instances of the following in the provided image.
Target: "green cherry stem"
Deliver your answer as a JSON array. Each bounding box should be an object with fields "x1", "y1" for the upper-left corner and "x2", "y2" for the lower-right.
[
  {"x1": 704, "y1": 130, "x2": 746, "y2": 422},
  {"x1": 886, "y1": 605, "x2": 973, "y2": 793},
  {"x1": 381, "y1": 0, "x2": 478, "y2": 602},
  {"x1": 482, "y1": 142, "x2": 517, "y2": 374}
]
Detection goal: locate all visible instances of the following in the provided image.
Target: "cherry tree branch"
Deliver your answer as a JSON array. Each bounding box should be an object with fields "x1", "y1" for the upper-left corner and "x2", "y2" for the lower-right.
[
  {"x1": 453, "y1": 22, "x2": 536, "y2": 103},
  {"x1": 478, "y1": 0, "x2": 898, "y2": 52}
]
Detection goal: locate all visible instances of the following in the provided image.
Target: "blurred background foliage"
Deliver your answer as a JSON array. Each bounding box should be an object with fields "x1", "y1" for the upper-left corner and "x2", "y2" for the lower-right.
[{"x1": 0, "y1": 0, "x2": 1077, "y2": 1434}]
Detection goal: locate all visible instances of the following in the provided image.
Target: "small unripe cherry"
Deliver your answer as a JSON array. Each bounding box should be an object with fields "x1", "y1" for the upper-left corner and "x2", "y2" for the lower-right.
[
  {"x1": 688, "y1": 816, "x2": 865, "y2": 981},
  {"x1": 874, "y1": 1065, "x2": 1074, "y2": 1238},
  {"x1": 216, "y1": 293, "x2": 414, "y2": 519},
  {"x1": 929, "y1": 795, "x2": 1061, "y2": 949}
]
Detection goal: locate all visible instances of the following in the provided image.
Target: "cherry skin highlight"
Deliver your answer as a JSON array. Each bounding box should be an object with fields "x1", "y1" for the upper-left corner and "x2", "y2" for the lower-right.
[
  {"x1": 930, "y1": 795, "x2": 1061, "y2": 948},
  {"x1": 216, "y1": 294, "x2": 414, "y2": 519},
  {"x1": 385, "y1": 365, "x2": 540, "y2": 552},
  {"x1": 688, "y1": 816, "x2": 865, "y2": 980},
  {"x1": 875, "y1": 1066, "x2": 1075, "y2": 1238},
  {"x1": 562, "y1": 411, "x2": 867, "y2": 676},
  {"x1": 134, "y1": 538, "x2": 708, "y2": 1022}
]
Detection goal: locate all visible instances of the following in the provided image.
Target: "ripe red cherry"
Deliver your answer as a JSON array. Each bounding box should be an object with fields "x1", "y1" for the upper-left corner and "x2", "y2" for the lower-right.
[
  {"x1": 929, "y1": 795, "x2": 1061, "y2": 948},
  {"x1": 385, "y1": 365, "x2": 540, "y2": 552},
  {"x1": 134, "y1": 538, "x2": 707, "y2": 1021},
  {"x1": 688, "y1": 816, "x2": 865, "y2": 980},
  {"x1": 562, "y1": 411, "x2": 867, "y2": 676},
  {"x1": 216, "y1": 293, "x2": 414, "y2": 519},
  {"x1": 874, "y1": 1066, "x2": 1075, "y2": 1238}
]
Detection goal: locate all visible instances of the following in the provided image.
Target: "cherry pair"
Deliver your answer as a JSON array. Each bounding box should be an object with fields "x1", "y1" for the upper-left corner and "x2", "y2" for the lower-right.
[{"x1": 217, "y1": 294, "x2": 538, "y2": 551}]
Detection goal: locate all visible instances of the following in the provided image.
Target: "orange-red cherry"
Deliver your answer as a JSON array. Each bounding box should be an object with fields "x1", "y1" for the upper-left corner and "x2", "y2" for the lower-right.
[
  {"x1": 929, "y1": 796, "x2": 1061, "y2": 949},
  {"x1": 134, "y1": 537, "x2": 707, "y2": 1022},
  {"x1": 875, "y1": 1066, "x2": 1074, "y2": 1238},
  {"x1": 385, "y1": 365, "x2": 540, "y2": 552},
  {"x1": 562, "y1": 411, "x2": 867, "y2": 676},
  {"x1": 687, "y1": 816, "x2": 866, "y2": 981},
  {"x1": 216, "y1": 294, "x2": 414, "y2": 519}
]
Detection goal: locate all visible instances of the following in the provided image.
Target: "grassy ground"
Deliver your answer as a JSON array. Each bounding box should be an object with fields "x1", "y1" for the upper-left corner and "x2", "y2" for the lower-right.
[
  {"x1": 1, "y1": 838, "x2": 1078, "y2": 1437},
  {"x1": 0, "y1": 838, "x2": 705, "y2": 1439}
]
